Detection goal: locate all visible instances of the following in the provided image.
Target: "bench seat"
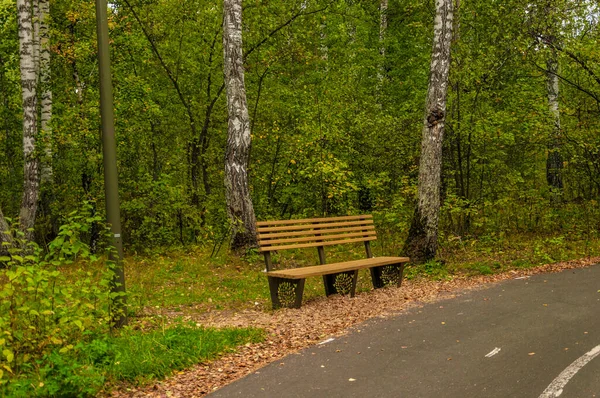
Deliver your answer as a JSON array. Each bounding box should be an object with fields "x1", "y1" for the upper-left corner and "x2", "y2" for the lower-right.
[{"x1": 267, "y1": 256, "x2": 409, "y2": 279}]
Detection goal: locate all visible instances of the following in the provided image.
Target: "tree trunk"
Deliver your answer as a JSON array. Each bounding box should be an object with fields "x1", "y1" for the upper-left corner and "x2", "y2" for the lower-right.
[
  {"x1": 403, "y1": 0, "x2": 453, "y2": 264},
  {"x1": 546, "y1": 50, "x2": 563, "y2": 200},
  {"x1": 377, "y1": 0, "x2": 388, "y2": 85},
  {"x1": 379, "y1": 0, "x2": 388, "y2": 57},
  {"x1": 223, "y1": 0, "x2": 257, "y2": 251},
  {"x1": 39, "y1": 0, "x2": 53, "y2": 183},
  {"x1": 17, "y1": 0, "x2": 40, "y2": 242}
]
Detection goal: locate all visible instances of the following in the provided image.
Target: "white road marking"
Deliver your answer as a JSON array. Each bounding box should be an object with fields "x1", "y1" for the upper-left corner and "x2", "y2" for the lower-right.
[
  {"x1": 485, "y1": 347, "x2": 501, "y2": 358},
  {"x1": 539, "y1": 344, "x2": 600, "y2": 398},
  {"x1": 318, "y1": 338, "x2": 335, "y2": 345}
]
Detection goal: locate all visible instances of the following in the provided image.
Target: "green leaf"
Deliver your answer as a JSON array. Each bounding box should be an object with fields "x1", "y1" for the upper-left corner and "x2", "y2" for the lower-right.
[
  {"x1": 0, "y1": 256, "x2": 10, "y2": 262},
  {"x1": 73, "y1": 320, "x2": 84, "y2": 331},
  {"x1": 3, "y1": 349, "x2": 14, "y2": 363}
]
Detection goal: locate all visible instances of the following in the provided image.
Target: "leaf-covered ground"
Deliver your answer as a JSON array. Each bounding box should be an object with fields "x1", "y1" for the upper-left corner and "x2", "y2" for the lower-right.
[{"x1": 108, "y1": 256, "x2": 599, "y2": 397}]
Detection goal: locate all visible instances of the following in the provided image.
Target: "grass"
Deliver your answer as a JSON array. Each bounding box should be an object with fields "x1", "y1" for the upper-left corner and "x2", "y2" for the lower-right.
[
  {"x1": 91, "y1": 324, "x2": 264, "y2": 383},
  {"x1": 120, "y1": 231, "x2": 600, "y2": 312},
  {"x1": 3, "y1": 324, "x2": 264, "y2": 397}
]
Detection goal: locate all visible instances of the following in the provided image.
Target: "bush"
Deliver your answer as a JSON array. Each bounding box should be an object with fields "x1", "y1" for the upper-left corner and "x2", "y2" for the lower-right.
[{"x1": 0, "y1": 208, "x2": 265, "y2": 396}]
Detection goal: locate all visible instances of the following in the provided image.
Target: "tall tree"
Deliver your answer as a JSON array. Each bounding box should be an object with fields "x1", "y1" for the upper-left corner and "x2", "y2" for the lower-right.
[
  {"x1": 403, "y1": 0, "x2": 453, "y2": 264},
  {"x1": 546, "y1": 49, "x2": 563, "y2": 199},
  {"x1": 39, "y1": 0, "x2": 52, "y2": 183},
  {"x1": 379, "y1": 0, "x2": 388, "y2": 67},
  {"x1": 223, "y1": 0, "x2": 257, "y2": 251},
  {"x1": 17, "y1": 0, "x2": 40, "y2": 242}
]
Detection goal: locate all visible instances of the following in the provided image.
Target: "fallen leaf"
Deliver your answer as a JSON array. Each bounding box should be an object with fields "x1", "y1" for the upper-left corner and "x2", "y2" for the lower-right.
[{"x1": 528, "y1": 352, "x2": 535, "y2": 356}]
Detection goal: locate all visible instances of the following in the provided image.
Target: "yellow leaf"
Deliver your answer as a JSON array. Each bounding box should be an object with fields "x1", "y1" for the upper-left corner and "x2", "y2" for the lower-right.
[{"x1": 2, "y1": 350, "x2": 13, "y2": 363}]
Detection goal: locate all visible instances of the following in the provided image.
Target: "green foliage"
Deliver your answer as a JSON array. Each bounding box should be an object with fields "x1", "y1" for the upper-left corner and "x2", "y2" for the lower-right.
[
  {"x1": 46, "y1": 201, "x2": 104, "y2": 264},
  {"x1": 0, "y1": 210, "x2": 265, "y2": 395},
  {"x1": 85, "y1": 325, "x2": 264, "y2": 385},
  {"x1": 2, "y1": 323, "x2": 264, "y2": 397},
  {"x1": 404, "y1": 260, "x2": 450, "y2": 281}
]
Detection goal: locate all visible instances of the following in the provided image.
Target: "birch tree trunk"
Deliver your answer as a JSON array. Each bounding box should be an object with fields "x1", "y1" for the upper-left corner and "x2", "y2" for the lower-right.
[
  {"x1": 17, "y1": 0, "x2": 40, "y2": 242},
  {"x1": 403, "y1": 0, "x2": 453, "y2": 264},
  {"x1": 377, "y1": 0, "x2": 388, "y2": 84},
  {"x1": 39, "y1": 0, "x2": 53, "y2": 183},
  {"x1": 546, "y1": 50, "x2": 563, "y2": 200},
  {"x1": 379, "y1": 0, "x2": 388, "y2": 58},
  {"x1": 223, "y1": 0, "x2": 257, "y2": 251}
]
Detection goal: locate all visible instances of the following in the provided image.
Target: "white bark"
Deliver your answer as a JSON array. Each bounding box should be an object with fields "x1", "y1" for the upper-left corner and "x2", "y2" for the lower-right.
[
  {"x1": 379, "y1": 0, "x2": 388, "y2": 58},
  {"x1": 39, "y1": 0, "x2": 52, "y2": 183},
  {"x1": 546, "y1": 51, "x2": 563, "y2": 195},
  {"x1": 17, "y1": 0, "x2": 40, "y2": 241},
  {"x1": 377, "y1": 0, "x2": 388, "y2": 83},
  {"x1": 404, "y1": 0, "x2": 453, "y2": 263},
  {"x1": 223, "y1": 0, "x2": 257, "y2": 251}
]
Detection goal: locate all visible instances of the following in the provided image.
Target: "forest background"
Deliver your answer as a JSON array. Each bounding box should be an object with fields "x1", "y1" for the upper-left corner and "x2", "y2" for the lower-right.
[{"x1": 2, "y1": 0, "x2": 600, "y2": 395}]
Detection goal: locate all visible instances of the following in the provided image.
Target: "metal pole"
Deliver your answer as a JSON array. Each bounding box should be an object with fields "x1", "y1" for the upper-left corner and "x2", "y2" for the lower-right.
[{"x1": 95, "y1": 0, "x2": 127, "y2": 328}]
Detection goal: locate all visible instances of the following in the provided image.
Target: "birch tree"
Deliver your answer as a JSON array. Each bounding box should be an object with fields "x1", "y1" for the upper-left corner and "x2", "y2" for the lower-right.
[
  {"x1": 17, "y1": 0, "x2": 40, "y2": 242},
  {"x1": 377, "y1": 0, "x2": 388, "y2": 81},
  {"x1": 223, "y1": 0, "x2": 257, "y2": 251},
  {"x1": 403, "y1": 0, "x2": 453, "y2": 264},
  {"x1": 39, "y1": 0, "x2": 52, "y2": 183},
  {"x1": 546, "y1": 50, "x2": 563, "y2": 199}
]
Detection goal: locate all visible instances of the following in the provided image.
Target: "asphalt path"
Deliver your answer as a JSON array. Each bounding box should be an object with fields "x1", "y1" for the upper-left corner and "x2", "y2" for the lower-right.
[{"x1": 210, "y1": 265, "x2": 600, "y2": 398}]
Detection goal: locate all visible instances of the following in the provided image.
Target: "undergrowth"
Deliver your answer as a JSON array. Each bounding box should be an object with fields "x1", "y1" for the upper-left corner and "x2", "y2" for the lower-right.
[{"x1": 0, "y1": 206, "x2": 265, "y2": 397}]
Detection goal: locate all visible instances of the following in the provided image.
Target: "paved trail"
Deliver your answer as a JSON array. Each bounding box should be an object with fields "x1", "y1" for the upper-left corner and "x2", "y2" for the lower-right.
[{"x1": 210, "y1": 265, "x2": 600, "y2": 398}]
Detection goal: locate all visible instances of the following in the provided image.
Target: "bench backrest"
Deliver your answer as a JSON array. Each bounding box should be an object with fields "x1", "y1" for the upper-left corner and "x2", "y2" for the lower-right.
[{"x1": 256, "y1": 215, "x2": 376, "y2": 253}]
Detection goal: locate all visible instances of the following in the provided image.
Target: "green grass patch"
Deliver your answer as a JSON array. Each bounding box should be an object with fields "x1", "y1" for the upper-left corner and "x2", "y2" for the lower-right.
[
  {"x1": 3, "y1": 324, "x2": 264, "y2": 397},
  {"x1": 90, "y1": 324, "x2": 264, "y2": 383}
]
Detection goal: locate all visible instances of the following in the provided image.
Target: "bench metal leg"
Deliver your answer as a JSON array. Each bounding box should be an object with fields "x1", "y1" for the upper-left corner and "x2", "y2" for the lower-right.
[
  {"x1": 268, "y1": 276, "x2": 305, "y2": 309},
  {"x1": 323, "y1": 270, "x2": 358, "y2": 297},
  {"x1": 370, "y1": 263, "x2": 405, "y2": 289}
]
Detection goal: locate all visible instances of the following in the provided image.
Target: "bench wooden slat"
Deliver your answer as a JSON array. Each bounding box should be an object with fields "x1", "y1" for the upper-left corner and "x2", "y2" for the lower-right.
[
  {"x1": 259, "y1": 230, "x2": 376, "y2": 246},
  {"x1": 257, "y1": 219, "x2": 374, "y2": 233},
  {"x1": 256, "y1": 214, "x2": 372, "y2": 227},
  {"x1": 258, "y1": 225, "x2": 375, "y2": 240},
  {"x1": 259, "y1": 236, "x2": 377, "y2": 252},
  {"x1": 267, "y1": 256, "x2": 409, "y2": 279}
]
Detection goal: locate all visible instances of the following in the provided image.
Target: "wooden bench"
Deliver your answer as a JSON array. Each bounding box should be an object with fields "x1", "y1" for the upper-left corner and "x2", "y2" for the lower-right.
[{"x1": 257, "y1": 215, "x2": 409, "y2": 309}]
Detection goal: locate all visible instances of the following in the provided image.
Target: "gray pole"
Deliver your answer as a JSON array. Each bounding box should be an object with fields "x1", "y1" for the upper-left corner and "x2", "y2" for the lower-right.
[{"x1": 95, "y1": 0, "x2": 127, "y2": 328}]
